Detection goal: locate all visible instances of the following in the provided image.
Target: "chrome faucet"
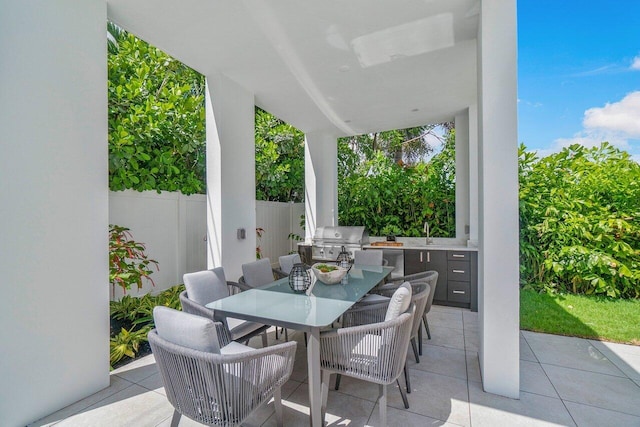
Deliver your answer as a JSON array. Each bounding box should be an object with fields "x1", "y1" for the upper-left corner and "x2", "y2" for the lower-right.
[{"x1": 423, "y1": 221, "x2": 432, "y2": 244}]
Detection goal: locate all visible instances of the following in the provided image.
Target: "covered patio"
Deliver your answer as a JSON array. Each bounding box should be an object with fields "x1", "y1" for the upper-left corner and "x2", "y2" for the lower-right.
[
  {"x1": 30, "y1": 306, "x2": 640, "y2": 426},
  {"x1": 3, "y1": 1, "x2": 521, "y2": 425}
]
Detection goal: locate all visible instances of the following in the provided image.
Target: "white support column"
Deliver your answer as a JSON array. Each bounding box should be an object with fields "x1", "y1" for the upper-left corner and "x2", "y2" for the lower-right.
[
  {"x1": 0, "y1": 1, "x2": 108, "y2": 425},
  {"x1": 477, "y1": 0, "x2": 520, "y2": 398},
  {"x1": 205, "y1": 74, "x2": 256, "y2": 281},
  {"x1": 468, "y1": 104, "x2": 479, "y2": 245},
  {"x1": 305, "y1": 131, "x2": 338, "y2": 239},
  {"x1": 455, "y1": 111, "x2": 470, "y2": 241}
]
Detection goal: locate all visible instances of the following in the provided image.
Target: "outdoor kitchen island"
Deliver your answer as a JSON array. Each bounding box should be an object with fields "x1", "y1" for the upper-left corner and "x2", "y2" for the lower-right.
[
  {"x1": 298, "y1": 236, "x2": 478, "y2": 311},
  {"x1": 363, "y1": 239, "x2": 479, "y2": 311}
]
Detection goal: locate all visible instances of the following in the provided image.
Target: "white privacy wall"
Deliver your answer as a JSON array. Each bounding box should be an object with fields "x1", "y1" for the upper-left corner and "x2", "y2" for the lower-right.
[
  {"x1": 0, "y1": 1, "x2": 109, "y2": 425},
  {"x1": 256, "y1": 201, "x2": 305, "y2": 262},
  {"x1": 109, "y1": 191, "x2": 304, "y2": 296}
]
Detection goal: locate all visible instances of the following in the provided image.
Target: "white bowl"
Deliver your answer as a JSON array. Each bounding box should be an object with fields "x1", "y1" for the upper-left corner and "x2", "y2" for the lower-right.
[{"x1": 311, "y1": 263, "x2": 348, "y2": 285}]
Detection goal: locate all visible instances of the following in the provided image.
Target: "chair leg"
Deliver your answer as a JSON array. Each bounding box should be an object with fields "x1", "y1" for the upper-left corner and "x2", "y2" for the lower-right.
[
  {"x1": 274, "y1": 386, "x2": 284, "y2": 427},
  {"x1": 334, "y1": 373, "x2": 342, "y2": 390},
  {"x1": 304, "y1": 332, "x2": 307, "y2": 347},
  {"x1": 404, "y1": 364, "x2": 411, "y2": 394},
  {"x1": 170, "y1": 409, "x2": 181, "y2": 427},
  {"x1": 284, "y1": 328, "x2": 289, "y2": 342},
  {"x1": 423, "y1": 314, "x2": 431, "y2": 339},
  {"x1": 378, "y1": 384, "x2": 388, "y2": 427},
  {"x1": 396, "y1": 378, "x2": 409, "y2": 409},
  {"x1": 418, "y1": 327, "x2": 423, "y2": 355},
  {"x1": 411, "y1": 337, "x2": 420, "y2": 363},
  {"x1": 261, "y1": 331, "x2": 268, "y2": 347},
  {"x1": 275, "y1": 326, "x2": 279, "y2": 340}
]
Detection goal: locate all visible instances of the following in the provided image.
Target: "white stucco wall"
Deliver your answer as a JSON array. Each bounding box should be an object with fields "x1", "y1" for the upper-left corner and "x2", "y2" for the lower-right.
[
  {"x1": 205, "y1": 74, "x2": 257, "y2": 281},
  {"x1": 477, "y1": 0, "x2": 520, "y2": 398},
  {"x1": 0, "y1": 1, "x2": 109, "y2": 425},
  {"x1": 305, "y1": 131, "x2": 338, "y2": 239}
]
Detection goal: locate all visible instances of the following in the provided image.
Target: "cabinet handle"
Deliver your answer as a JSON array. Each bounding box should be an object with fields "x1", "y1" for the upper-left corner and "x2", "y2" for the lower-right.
[
  {"x1": 427, "y1": 252, "x2": 430, "y2": 262},
  {"x1": 453, "y1": 290, "x2": 466, "y2": 294},
  {"x1": 452, "y1": 269, "x2": 465, "y2": 274},
  {"x1": 420, "y1": 252, "x2": 423, "y2": 262},
  {"x1": 452, "y1": 254, "x2": 465, "y2": 258}
]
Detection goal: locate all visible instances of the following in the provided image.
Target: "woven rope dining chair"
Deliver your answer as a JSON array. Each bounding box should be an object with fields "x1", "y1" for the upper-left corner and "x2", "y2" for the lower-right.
[
  {"x1": 149, "y1": 307, "x2": 296, "y2": 427},
  {"x1": 319, "y1": 304, "x2": 415, "y2": 427},
  {"x1": 180, "y1": 267, "x2": 269, "y2": 347}
]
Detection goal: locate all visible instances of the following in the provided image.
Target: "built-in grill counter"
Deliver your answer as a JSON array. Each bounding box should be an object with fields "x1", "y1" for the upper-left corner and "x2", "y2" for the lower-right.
[
  {"x1": 362, "y1": 239, "x2": 478, "y2": 311},
  {"x1": 306, "y1": 226, "x2": 370, "y2": 262}
]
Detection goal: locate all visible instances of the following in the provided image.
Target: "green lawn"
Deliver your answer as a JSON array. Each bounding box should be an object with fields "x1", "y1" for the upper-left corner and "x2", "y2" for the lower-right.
[{"x1": 520, "y1": 289, "x2": 640, "y2": 345}]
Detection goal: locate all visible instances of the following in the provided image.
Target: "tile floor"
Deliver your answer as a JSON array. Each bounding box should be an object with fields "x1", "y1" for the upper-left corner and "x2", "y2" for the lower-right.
[{"x1": 30, "y1": 305, "x2": 640, "y2": 427}]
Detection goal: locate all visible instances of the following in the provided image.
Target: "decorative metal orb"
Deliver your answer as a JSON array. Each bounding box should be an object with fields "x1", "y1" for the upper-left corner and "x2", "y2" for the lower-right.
[
  {"x1": 288, "y1": 263, "x2": 311, "y2": 293},
  {"x1": 335, "y1": 245, "x2": 352, "y2": 272}
]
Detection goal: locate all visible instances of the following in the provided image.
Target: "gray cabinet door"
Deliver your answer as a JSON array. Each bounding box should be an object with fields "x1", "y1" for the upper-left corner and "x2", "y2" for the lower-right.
[
  {"x1": 404, "y1": 249, "x2": 425, "y2": 275},
  {"x1": 425, "y1": 250, "x2": 448, "y2": 302}
]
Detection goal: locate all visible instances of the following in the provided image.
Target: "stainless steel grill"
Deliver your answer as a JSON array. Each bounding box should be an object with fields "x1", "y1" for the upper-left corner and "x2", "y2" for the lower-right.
[{"x1": 311, "y1": 226, "x2": 369, "y2": 262}]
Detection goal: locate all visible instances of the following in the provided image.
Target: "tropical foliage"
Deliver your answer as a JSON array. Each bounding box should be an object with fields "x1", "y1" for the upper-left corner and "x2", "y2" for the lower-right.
[
  {"x1": 519, "y1": 143, "x2": 640, "y2": 298},
  {"x1": 255, "y1": 108, "x2": 305, "y2": 202},
  {"x1": 338, "y1": 127, "x2": 456, "y2": 237},
  {"x1": 109, "y1": 225, "x2": 159, "y2": 295},
  {"x1": 109, "y1": 285, "x2": 184, "y2": 368},
  {"x1": 108, "y1": 28, "x2": 206, "y2": 195}
]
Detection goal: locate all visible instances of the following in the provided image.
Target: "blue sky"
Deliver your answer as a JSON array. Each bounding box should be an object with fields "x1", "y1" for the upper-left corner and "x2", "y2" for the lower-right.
[{"x1": 517, "y1": 1, "x2": 640, "y2": 160}]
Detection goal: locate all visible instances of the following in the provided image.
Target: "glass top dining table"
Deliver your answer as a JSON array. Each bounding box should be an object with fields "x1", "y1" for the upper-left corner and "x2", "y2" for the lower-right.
[
  {"x1": 206, "y1": 264, "x2": 394, "y2": 427},
  {"x1": 207, "y1": 264, "x2": 394, "y2": 330}
]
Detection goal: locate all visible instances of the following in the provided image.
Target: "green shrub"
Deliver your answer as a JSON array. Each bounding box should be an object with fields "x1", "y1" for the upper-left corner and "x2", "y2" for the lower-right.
[
  {"x1": 109, "y1": 285, "x2": 185, "y2": 368},
  {"x1": 519, "y1": 143, "x2": 640, "y2": 298},
  {"x1": 109, "y1": 225, "x2": 159, "y2": 295}
]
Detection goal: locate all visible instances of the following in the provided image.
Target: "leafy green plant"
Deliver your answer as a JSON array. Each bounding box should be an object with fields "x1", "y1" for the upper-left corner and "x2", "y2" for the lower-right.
[
  {"x1": 519, "y1": 143, "x2": 640, "y2": 298},
  {"x1": 109, "y1": 225, "x2": 159, "y2": 295},
  {"x1": 109, "y1": 284, "x2": 185, "y2": 368},
  {"x1": 108, "y1": 29, "x2": 206, "y2": 195},
  {"x1": 110, "y1": 326, "x2": 151, "y2": 366},
  {"x1": 338, "y1": 129, "x2": 456, "y2": 237}
]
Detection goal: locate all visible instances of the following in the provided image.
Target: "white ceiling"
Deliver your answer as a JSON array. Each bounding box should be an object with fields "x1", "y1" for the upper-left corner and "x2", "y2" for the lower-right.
[{"x1": 107, "y1": 0, "x2": 479, "y2": 137}]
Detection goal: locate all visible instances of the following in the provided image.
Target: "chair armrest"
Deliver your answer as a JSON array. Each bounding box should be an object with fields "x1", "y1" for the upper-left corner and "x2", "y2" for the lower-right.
[
  {"x1": 226, "y1": 280, "x2": 244, "y2": 295},
  {"x1": 272, "y1": 268, "x2": 287, "y2": 280},
  {"x1": 342, "y1": 301, "x2": 389, "y2": 327},
  {"x1": 236, "y1": 276, "x2": 253, "y2": 291},
  {"x1": 272, "y1": 267, "x2": 287, "y2": 277}
]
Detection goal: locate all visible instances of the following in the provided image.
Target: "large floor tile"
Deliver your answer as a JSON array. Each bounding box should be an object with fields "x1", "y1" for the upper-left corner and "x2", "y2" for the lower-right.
[
  {"x1": 423, "y1": 325, "x2": 465, "y2": 351},
  {"x1": 406, "y1": 344, "x2": 467, "y2": 380},
  {"x1": 387, "y1": 369, "x2": 470, "y2": 426},
  {"x1": 367, "y1": 403, "x2": 465, "y2": 427},
  {"x1": 520, "y1": 360, "x2": 558, "y2": 398},
  {"x1": 428, "y1": 310, "x2": 464, "y2": 330},
  {"x1": 542, "y1": 363, "x2": 640, "y2": 416},
  {"x1": 55, "y1": 385, "x2": 173, "y2": 427},
  {"x1": 28, "y1": 375, "x2": 135, "y2": 426},
  {"x1": 466, "y1": 351, "x2": 482, "y2": 383},
  {"x1": 520, "y1": 333, "x2": 538, "y2": 362},
  {"x1": 261, "y1": 383, "x2": 375, "y2": 427},
  {"x1": 468, "y1": 381, "x2": 575, "y2": 427},
  {"x1": 564, "y1": 401, "x2": 640, "y2": 427},
  {"x1": 111, "y1": 353, "x2": 159, "y2": 384},
  {"x1": 589, "y1": 340, "x2": 640, "y2": 381},
  {"x1": 523, "y1": 332, "x2": 625, "y2": 377},
  {"x1": 464, "y1": 330, "x2": 479, "y2": 352}
]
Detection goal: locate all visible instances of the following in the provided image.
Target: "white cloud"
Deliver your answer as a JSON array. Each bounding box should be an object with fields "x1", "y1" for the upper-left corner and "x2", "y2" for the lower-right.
[
  {"x1": 583, "y1": 91, "x2": 640, "y2": 137},
  {"x1": 537, "y1": 92, "x2": 640, "y2": 159},
  {"x1": 631, "y1": 56, "x2": 640, "y2": 70}
]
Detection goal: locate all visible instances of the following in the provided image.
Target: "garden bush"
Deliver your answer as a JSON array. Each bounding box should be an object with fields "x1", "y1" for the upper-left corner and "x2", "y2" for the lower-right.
[{"x1": 519, "y1": 143, "x2": 640, "y2": 298}]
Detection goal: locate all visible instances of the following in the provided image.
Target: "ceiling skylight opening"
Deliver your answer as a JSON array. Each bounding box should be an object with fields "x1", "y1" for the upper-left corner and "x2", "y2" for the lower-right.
[{"x1": 351, "y1": 13, "x2": 455, "y2": 68}]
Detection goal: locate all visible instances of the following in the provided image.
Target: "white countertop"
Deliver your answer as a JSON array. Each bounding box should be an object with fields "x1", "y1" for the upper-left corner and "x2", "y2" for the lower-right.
[{"x1": 363, "y1": 237, "x2": 478, "y2": 251}]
